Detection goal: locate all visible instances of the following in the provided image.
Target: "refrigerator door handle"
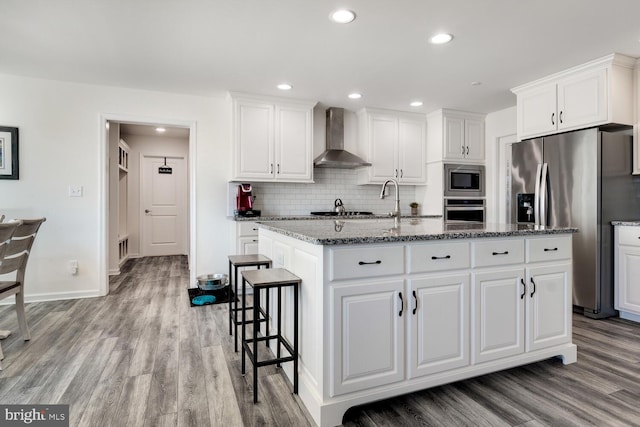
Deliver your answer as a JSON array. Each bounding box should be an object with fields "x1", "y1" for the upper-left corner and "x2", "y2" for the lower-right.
[
  {"x1": 534, "y1": 163, "x2": 543, "y2": 225},
  {"x1": 539, "y1": 163, "x2": 549, "y2": 226}
]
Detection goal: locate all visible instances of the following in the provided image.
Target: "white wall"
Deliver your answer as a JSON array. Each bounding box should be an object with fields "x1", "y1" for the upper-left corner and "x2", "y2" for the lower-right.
[
  {"x1": 484, "y1": 106, "x2": 517, "y2": 223},
  {"x1": 0, "y1": 73, "x2": 230, "y2": 301}
]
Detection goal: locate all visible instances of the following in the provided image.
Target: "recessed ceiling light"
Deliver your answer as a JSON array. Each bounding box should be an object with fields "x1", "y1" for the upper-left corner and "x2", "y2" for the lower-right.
[
  {"x1": 156, "y1": 127, "x2": 166, "y2": 133},
  {"x1": 430, "y1": 33, "x2": 453, "y2": 44},
  {"x1": 410, "y1": 101, "x2": 423, "y2": 107},
  {"x1": 348, "y1": 92, "x2": 362, "y2": 100},
  {"x1": 330, "y1": 9, "x2": 356, "y2": 24},
  {"x1": 471, "y1": 81, "x2": 483, "y2": 86},
  {"x1": 277, "y1": 83, "x2": 292, "y2": 90}
]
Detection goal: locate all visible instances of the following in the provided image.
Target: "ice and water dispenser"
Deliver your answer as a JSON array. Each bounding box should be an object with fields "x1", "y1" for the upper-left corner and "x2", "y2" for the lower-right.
[{"x1": 516, "y1": 193, "x2": 535, "y2": 223}]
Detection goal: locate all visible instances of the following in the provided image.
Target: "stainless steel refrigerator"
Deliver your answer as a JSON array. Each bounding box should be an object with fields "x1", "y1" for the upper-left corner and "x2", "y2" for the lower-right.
[{"x1": 511, "y1": 127, "x2": 640, "y2": 318}]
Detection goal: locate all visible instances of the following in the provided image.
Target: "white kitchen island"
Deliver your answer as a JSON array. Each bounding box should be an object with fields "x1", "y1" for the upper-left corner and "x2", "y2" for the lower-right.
[{"x1": 256, "y1": 218, "x2": 577, "y2": 427}]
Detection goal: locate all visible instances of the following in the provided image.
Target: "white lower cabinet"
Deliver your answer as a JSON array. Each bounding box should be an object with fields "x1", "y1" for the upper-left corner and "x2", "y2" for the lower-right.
[
  {"x1": 526, "y1": 263, "x2": 572, "y2": 351},
  {"x1": 408, "y1": 274, "x2": 470, "y2": 378},
  {"x1": 472, "y1": 268, "x2": 525, "y2": 363},
  {"x1": 236, "y1": 221, "x2": 259, "y2": 255},
  {"x1": 614, "y1": 226, "x2": 640, "y2": 318},
  {"x1": 472, "y1": 262, "x2": 571, "y2": 364},
  {"x1": 330, "y1": 280, "x2": 405, "y2": 396}
]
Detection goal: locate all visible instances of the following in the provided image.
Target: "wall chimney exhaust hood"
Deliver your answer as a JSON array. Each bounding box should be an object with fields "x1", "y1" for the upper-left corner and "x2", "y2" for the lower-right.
[{"x1": 313, "y1": 108, "x2": 371, "y2": 169}]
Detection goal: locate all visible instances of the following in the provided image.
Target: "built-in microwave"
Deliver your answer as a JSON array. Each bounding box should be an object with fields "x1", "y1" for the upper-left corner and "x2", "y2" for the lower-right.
[{"x1": 444, "y1": 163, "x2": 485, "y2": 197}]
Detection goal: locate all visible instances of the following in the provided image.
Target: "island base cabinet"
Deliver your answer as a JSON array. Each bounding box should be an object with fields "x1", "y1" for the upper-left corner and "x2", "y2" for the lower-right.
[
  {"x1": 472, "y1": 263, "x2": 572, "y2": 364},
  {"x1": 472, "y1": 268, "x2": 525, "y2": 364},
  {"x1": 526, "y1": 263, "x2": 572, "y2": 352},
  {"x1": 408, "y1": 274, "x2": 470, "y2": 378},
  {"x1": 330, "y1": 280, "x2": 405, "y2": 397}
]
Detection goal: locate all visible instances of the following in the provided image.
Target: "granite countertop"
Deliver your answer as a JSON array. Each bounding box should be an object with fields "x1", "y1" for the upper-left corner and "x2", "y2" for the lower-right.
[
  {"x1": 612, "y1": 221, "x2": 640, "y2": 226},
  {"x1": 257, "y1": 218, "x2": 578, "y2": 245},
  {"x1": 231, "y1": 214, "x2": 442, "y2": 221}
]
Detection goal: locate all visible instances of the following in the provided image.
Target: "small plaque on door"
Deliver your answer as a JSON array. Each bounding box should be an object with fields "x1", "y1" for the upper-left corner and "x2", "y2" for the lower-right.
[{"x1": 158, "y1": 157, "x2": 173, "y2": 174}]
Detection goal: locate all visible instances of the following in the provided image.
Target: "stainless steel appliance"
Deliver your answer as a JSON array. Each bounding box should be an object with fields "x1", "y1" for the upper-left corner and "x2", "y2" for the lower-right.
[
  {"x1": 313, "y1": 108, "x2": 371, "y2": 168},
  {"x1": 444, "y1": 198, "x2": 485, "y2": 223},
  {"x1": 444, "y1": 163, "x2": 485, "y2": 197},
  {"x1": 511, "y1": 127, "x2": 640, "y2": 318}
]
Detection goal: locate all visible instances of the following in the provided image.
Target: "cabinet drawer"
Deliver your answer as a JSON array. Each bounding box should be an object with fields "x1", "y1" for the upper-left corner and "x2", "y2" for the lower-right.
[
  {"x1": 237, "y1": 221, "x2": 260, "y2": 237},
  {"x1": 617, "y1": 226, "x2": 640, "y2": 246},
  {"x1": 409, "y1": 242, "x2": 470, "y2": 273},
  {"x1": 527, "y1": 236, "x2": 572, "y2": 263},
  {"x1": 330, "y1": 246, "x2": 405, "y2": 281},
  {"x1": 473, "y1": 239, "x2": 524, "y2": 268}
]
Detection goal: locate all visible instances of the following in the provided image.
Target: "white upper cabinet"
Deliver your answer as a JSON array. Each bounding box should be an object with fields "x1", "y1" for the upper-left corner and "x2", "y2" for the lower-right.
[
  {"x1": 512, "y1": 53, "x2": 635, "y2": 141},
  {"x1": 357, "y1": 108, "x2": 426, "y2": 184},
  {"x1": 230, "y1": 92, "x2": 316, "y2": 182},
  {"x1": 428, "y1": 109, "x2": 486, "y2": 163}
]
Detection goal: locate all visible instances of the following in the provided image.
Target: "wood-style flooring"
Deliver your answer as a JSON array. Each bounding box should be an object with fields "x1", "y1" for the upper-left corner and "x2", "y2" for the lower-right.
[{"x1": 0, "y1": 255, "x2": 638, "y2": 426}]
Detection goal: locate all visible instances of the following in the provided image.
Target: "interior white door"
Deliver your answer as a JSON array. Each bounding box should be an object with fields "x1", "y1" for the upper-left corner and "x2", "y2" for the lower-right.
[{"x1": 142, "y1": 155, "x2": 187, "y2": 256}]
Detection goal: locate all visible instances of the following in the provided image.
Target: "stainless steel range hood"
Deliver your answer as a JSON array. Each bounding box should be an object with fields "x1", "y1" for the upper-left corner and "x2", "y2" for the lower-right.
[{"x1": 313, "y1": 108, "x2": 371, "y2": 168}]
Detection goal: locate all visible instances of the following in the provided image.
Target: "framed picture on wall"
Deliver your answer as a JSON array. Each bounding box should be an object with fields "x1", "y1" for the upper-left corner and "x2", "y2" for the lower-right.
[{"x1": 0, "y1": 126, "x2": 19, "y2": 180}]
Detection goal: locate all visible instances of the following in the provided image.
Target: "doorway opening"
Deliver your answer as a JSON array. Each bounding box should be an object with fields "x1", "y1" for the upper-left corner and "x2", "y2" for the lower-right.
[{"x1": 100, "y1": 116, "x2": 196, "y2": 297}]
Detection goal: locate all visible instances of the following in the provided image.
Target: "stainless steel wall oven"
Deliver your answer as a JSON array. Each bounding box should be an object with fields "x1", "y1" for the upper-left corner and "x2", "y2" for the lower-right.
[{"x1": 444, "y1": 198, "x2": 485, "y2": 223}]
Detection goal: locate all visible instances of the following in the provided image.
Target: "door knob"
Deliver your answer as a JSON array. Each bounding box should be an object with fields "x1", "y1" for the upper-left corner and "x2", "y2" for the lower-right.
[{"x1": 145, "y1": 209, "x2": 151, "y2": 214}]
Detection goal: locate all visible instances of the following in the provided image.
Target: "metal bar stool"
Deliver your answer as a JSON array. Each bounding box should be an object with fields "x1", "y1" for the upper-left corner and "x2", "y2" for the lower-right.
[
  {"x1": 241, "y1": 268, "x2": 300, "y2": 403},
  {"x1": 228, "y1": 254, "x2": 272, "y2": 352}
]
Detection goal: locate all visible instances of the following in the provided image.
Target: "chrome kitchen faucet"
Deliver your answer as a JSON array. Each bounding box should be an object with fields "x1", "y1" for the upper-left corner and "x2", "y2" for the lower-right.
[{"x1": 380, "y1": 178, "x2": 401, "y2": 226}]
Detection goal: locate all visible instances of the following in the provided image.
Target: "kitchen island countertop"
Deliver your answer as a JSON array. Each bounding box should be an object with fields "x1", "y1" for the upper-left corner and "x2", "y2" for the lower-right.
[
  {"x1": 257, "y1": 217, "x2": 577, "y2": 245},
  {"x1": 611, "y1": 220, "x2": 640, "y2": 226}
]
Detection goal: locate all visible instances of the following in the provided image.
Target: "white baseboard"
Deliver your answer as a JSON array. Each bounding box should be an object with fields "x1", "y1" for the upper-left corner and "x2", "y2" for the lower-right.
[
  {"x1": 0, "y1": 290, "x2": 104, "y2": 305},
  {"x1": 619, "y1": 311, "x2": 640, "y2": 323}
]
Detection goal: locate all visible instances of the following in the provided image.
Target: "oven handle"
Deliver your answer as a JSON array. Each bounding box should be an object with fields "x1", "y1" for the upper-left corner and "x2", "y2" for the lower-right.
[{"x1": 445, "y1": 207, "x2": 485, "y2": 211}]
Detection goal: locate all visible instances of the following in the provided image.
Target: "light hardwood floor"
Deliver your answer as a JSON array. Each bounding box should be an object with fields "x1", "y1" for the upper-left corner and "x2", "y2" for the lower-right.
[{"x1": 0, "y1": 256, "x2": 639, "y2": 426}]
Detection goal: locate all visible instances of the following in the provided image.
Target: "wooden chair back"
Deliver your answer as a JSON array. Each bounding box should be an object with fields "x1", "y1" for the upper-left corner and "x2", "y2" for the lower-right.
[
  {"x1": 0, "y1": 219, "x2": 46, "y2": 278},
  {"x1": 0, "y1": 222, "x2": 22, "y2": 262}
]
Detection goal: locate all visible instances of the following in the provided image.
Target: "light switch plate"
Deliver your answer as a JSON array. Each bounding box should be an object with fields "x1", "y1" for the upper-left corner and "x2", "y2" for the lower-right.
[{"x1": 69, "y1": 185, "x2": 83, "y2": 197}]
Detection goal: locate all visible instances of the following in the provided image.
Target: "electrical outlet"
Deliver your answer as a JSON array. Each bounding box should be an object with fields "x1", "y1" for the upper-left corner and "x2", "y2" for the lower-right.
[
  {"x1": 68, "y1": 260, "x2": 78, "y2": 275},
  {"x1": 68, "y1": 185, "x2": 83, "y2": 197}
]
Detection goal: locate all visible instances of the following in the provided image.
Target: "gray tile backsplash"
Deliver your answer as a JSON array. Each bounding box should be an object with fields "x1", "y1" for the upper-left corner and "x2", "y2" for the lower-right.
[{"x1": 229, "y1": 169, "x2": 419, "y2": 216}]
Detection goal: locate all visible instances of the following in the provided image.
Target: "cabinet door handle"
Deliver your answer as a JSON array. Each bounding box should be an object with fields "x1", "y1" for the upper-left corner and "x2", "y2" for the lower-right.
[
  {"x1": 395, "y1": 169, "x2": 398, "y2": 178},
  {"x1": 466, "y1": 146, "x2": 469, "y2": 155},
  {"x1": 400, "y1": 169, "x2": 403, "y2": 178},
  {"x1": 399, "y1": 292, "x2": 404, "y2": 317},
  {"x1": 270, "y1": 163, "x2": 274, "y2": 174},
  {"x1": 431, "y1": 255, "x2": 451, "y2": 260},
  {"x1": 530, "y1": 277, "x2": 536, "y2": 297},
  {"x1": 492, "y1": 251, "x2": 509, "y2": 256},
  {"x1": 358, "y1": 260, "x2": 381, "y2": 265},
  {"x1": 461, "y1": 145, "x2": 465, "y2": 155},
  {"x1": 543, "y1": 247, "x2": 558, "y2": 252},
  {"x1": 252, "y1": 228, "x2": 258, "y2": 231},
  {"x1": 412, "y1": 290, "x2": 417, "y2": 315},
  {"x1": 277, "y1": 163, "x2": 280, "y2": 174},
  {"x1": 520, "y1": 278, "x2": 526, "y2": 300},
  {"x1": 559, "y1": 111, "x2": 563, "y2": 124},
  {"x1": 252, "y1": 239, "x2": 258, "y2": 243},
  {"x1": 551, "y1": 112, "x2": 555, "y2": 125}
]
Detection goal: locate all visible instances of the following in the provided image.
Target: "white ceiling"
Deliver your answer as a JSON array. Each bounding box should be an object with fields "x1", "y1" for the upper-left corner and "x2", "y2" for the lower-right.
[
  {"x1": 120, "y1": 123, "x2": 189, "y2": 139},
  {"x1": 3, "y1": 0, "x2": 640, "y2": 114}
]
